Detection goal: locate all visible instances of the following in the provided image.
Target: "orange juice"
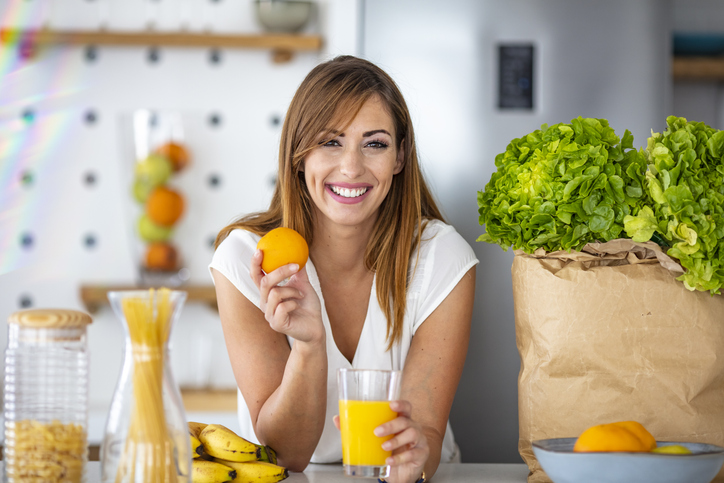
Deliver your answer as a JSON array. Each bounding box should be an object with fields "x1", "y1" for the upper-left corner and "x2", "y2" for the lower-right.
[{"x1": 339, "y1": 400, "x2": 397, "y2": 466}]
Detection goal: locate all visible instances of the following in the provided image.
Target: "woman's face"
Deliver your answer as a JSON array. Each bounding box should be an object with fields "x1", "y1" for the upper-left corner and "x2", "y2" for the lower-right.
[{"x1": 302, "y1": 95, "x2": 403, "y2": 232}]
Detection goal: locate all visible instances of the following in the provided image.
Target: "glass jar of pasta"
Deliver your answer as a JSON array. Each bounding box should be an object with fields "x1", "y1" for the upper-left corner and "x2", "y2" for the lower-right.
[
  {"x1": 100, "y1": 288, "x2": 190, "y2": 483},
  {"x1": 3, "y1": 308, "x2": 93, "y2": 483}
]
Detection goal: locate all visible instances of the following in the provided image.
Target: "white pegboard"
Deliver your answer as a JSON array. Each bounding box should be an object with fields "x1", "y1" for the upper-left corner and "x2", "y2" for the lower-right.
[{"x1": 0, "y1": 0, "x2": 360, "y2": 413}]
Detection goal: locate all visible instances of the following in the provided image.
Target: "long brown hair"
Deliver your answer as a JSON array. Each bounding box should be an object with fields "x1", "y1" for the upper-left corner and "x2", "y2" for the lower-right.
[{"x1": 215, "y1": 55, "x2": 444, "y2": 349}]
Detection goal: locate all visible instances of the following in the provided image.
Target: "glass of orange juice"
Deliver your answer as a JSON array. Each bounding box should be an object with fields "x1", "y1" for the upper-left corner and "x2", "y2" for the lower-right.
[{"x1": 337, "y1": 368, "x2": 402, "y2": 478}]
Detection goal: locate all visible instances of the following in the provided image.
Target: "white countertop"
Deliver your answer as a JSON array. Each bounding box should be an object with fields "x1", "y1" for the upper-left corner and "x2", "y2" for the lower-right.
[{"x1": 45, "y1": 462, "x2": 530, "y2": 482}]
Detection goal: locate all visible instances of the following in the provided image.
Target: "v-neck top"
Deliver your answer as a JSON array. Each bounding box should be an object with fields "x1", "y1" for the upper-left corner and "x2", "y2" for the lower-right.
[{"x1": 209, "y1": 219, "x2": 479, "y2": 463}]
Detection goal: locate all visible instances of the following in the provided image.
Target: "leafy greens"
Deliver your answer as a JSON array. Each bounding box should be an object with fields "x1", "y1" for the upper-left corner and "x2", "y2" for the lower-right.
[
  {"x1": 623, "y1": 116, "x2": 724, "y2": 294},
  {"x1": 477, "y1": 117, "x2": 648, "y2": 253}
]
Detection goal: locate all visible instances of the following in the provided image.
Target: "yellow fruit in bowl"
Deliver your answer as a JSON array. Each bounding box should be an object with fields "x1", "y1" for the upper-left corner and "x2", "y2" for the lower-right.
[
  {"x1": 651, "y1": 445, "x2": 692, "y2": 455},
  {"x1": 573, "y1": 421, "x2": 656, "y2": 453}
]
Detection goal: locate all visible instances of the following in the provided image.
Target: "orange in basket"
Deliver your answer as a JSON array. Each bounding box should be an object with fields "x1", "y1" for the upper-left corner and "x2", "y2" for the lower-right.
[
  {"x1": 146, "y1": 186, "x2": 185, "y2": 227},
  {"x1": 154, "y1": 142, "x2": 191, "y2": 172},
  {"x1": 573, "y1": 421, "x2": 656, "y2": 453},
  {"x1": 144, "y1": 242, "x2": 179, "y2": 271}
]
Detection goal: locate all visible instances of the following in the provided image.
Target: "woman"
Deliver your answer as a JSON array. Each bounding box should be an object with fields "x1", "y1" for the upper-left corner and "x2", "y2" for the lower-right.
[{"x1": 209, "y1": 55, "x2": 478, "y2": 483}]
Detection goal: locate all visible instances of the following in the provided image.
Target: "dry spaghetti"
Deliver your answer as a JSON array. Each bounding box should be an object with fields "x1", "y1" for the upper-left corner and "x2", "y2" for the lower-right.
[{"x1": 115, "y1": 288, "x2": 179, "y2": 483}]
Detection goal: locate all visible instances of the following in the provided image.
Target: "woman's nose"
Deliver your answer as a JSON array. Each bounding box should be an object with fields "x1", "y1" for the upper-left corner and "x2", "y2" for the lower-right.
[{"x1": 339, "y1": 147, "x2": 365, "y2": 178}]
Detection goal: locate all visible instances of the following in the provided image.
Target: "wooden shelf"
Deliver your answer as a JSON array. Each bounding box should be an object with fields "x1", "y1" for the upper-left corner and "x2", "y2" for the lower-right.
[
  {"x1": 673, "y1": 56, "x2": 724, "y2": 80},
  {"x1": 80, "y1": 284, "x2": 217, "y2": 314},
  {"x1": 0, "y1": 28, "x2": 323, "y2": 62},
  {"x1": 182, "y1": 388, "x2": 238, "y2": 412}
]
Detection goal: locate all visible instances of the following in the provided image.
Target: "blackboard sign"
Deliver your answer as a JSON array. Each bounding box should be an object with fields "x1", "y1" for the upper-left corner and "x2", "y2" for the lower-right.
[{"x1": 498, "y1": 44, "x2": 534, "y2": 110}]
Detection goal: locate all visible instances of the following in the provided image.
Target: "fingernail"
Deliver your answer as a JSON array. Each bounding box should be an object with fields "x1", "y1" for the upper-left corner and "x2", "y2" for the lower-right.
[
  {"x1": 386, "y1": 457, "x2": 394, "y2": 465},
  {"x1": 373, "y1": 427, "x2": 383, "y2": 436},
  {"x1": 382, "y1": 442, "x2": 391, "y2": 450},
  {"x1": 290, "y1": 264, "x2": 299, "y2": 273},
  {"x1": 254, "y1": 249, "x2": 262, "y2": 258}
]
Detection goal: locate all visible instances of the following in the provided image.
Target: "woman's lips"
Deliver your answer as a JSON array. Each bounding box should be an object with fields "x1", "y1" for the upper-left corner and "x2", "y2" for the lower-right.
[{"x1": 326, "y1": 184, "x2": 372, "y2": 204}]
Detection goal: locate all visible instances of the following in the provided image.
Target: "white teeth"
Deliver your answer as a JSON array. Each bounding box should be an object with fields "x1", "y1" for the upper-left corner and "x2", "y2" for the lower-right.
[{"x1": 331, "y1": 186, "x2": 368, "y2": 198}]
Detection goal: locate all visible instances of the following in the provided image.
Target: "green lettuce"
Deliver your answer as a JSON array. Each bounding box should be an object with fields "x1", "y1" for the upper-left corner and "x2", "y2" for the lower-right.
[
  {"x1": 477, "y1": 117, "x2": 648, "y2": 253},
  {"x1": 623, "y1": 116, "x2": 724, "y2": 294}
]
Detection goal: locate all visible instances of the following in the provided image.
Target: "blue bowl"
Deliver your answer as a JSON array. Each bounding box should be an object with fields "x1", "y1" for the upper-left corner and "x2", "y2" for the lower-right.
[{"x1": 532, "y1": 438, "x2": 724, "y2": 483}]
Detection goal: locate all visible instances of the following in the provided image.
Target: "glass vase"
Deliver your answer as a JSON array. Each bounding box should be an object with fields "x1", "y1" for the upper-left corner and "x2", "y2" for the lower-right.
[{"x1": 100, "y1": 289, "x2": 191, "y2": 483}]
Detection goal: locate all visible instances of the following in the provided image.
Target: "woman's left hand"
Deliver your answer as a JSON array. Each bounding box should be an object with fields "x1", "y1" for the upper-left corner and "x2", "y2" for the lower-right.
[{"x1": 375, "y1": 400, "x2": 429, "y2": 483}]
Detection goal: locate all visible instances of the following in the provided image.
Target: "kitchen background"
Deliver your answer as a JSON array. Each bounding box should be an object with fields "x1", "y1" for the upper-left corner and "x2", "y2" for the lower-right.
[{"x1": 0, "y1": 0, "x2": 723, "y2": 464}]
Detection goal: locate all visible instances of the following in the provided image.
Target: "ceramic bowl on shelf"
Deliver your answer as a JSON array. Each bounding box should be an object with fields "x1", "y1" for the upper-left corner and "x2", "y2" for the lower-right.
[
  {"x1": 254, "y1": 0, "x2": 314, "y2": 33},
  {"x1": 532, "y1": 438, "x2": 724, "y2": 483}
]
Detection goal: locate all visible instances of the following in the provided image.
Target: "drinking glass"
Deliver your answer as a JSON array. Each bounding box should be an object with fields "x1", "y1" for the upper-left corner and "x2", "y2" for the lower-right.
[{"x1": 337, "y1": 369, "x2": 402, "y2": 479}]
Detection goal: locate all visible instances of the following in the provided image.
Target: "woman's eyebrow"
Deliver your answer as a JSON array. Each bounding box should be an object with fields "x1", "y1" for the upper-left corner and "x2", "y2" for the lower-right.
[
  {"x1": 322, "y1": 129, "x2": 391, "y2": 138},
  {"x1": 362, "y1": 129, "x2": 391, "y2": 137}
]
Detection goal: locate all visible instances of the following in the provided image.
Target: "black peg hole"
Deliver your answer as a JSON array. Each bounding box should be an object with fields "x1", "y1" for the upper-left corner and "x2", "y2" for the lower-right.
[
  {"x1": 208, "y1": 235, "x2": 217, "y2": 248},
  {"x1": 18, "y1": 294, "x2": 33, "y2": 309},
  {"x1": 148, "y1": 47, "x2": 161, "y2": 64},
  {"x1": 149, "y1": 112, "x2": 158, "y2": 127},
  {"x1": 21, "y1": 108, "x2": 35, "y2": 124},
  {"x1": 20, "y1": 170, "x2": 34, "y2": 187},
  {"x1": 208, "y1": 112, "x2": 222, "y2": 128},
  {"x1": 20, "y1": 232, "x2": 34, "y2": 249},
  {"x1": 208, "y1": 173, "x2": 222, "y2": 188},
  {"x1": 84, "y1": 171, "x2": 97, "y2": 186},
  {"x1": 85, "y1": 109, "x2": 98, "y2": 125},
  {"x1": 270, "y1": 114, "x2": 282, "y2": 127},
  {"x1": 85, "y1": 45, "x2": 98, "y2": 63},
  {"x1": 84, "y1": 233, "x2": 97, "y2": 249},
  {"x1": 269, "y1": 174, "x2": 278, "y2": 187},
  {"x1": 209, "y1": 49, "x2": 223, "y2": 65}
]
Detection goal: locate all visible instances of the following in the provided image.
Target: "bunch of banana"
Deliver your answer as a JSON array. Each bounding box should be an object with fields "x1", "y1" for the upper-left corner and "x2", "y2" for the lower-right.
[
  {"x1": 189, "y1": 422, "x2": 288, "y2": 483},
  {"x1": 189, "y1": 421, "x2": 208, "y2": 459}
]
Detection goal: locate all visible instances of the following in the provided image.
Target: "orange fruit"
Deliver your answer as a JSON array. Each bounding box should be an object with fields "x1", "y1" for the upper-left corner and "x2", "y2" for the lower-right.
[
  {"x1": 612, "y1": 421, "x2": 657, "y2": 451},
  {"x1": 154, "y1": 142, "x2": 190, "y2": 172},
  {"x1": 144, "y1": 242, "x2": 179, "y2": 271},
  {"x1": 146, "y1": 186, "x2": 185, "y2": 227},
  {"x1": 256, "y1": 227, "x2": 309, "y2": 274},
  {"x1": 573, "y1": 421, "x2": 653, "y2": 453}
]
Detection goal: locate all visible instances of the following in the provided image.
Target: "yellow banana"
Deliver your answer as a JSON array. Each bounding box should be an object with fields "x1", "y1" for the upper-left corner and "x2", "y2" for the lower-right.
[
  {"x1": 189, "y1": 421, "x2": 209, "y2": 437},
  {"x1": 213, "y1": 459, "x2": 288, "y2": 483},
  {"x1": 256, "y1": 445, "x2": 277, "y2": 465},
  {"x1": 189, "y1": 421, "x2": 209, "y2": 459},
  {"x1": 191, "y1": 433, "x2": 205, "y2": 459},
  {"x1": 200, "y1": 424, "x2": 261, "y2": 462},
  {"x1": 192, "y1": 459, "x2": 237, "y2": 483}
]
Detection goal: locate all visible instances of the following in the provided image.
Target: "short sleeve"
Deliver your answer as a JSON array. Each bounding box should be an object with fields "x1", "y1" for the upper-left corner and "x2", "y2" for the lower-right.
[
  {"x1": 409, "y1": 221, "x2": 479, "y2": 333},
  {"x1": 208, "y1": 229, "x2": 262, "y2": 309}
]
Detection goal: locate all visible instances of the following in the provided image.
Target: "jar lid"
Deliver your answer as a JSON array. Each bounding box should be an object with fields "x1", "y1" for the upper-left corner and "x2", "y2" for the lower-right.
[{"x1": 8, "y1": 309, "x2": 92, "y2": 328}]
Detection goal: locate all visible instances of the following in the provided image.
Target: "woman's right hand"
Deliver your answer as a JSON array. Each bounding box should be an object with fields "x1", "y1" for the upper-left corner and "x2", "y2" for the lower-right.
[{"x1": 250, "y1": 249, "x2": 324, "y2": 344}]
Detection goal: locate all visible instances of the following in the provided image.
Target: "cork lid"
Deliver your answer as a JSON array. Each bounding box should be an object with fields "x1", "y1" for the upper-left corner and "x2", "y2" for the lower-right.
[{"x1": 8, "y1": 309, "x2": 92, "y2": 328}]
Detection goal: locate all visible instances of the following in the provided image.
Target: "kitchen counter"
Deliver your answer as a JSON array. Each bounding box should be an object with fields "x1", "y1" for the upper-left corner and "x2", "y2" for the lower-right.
[{"x1": 44, "y1": 462, "x2": 532, "y2": 481}]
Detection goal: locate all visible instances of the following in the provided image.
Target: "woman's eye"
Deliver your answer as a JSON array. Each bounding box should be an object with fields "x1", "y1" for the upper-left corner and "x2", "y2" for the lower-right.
[
  {"x1": 366, "y1": 140, "x2": 389, "y2": 149},
  {"x1": 321, "y1": 139, "x2": 341, "y2": 147}
]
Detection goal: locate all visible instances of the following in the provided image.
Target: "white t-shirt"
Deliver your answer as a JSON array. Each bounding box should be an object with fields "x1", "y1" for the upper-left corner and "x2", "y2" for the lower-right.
[{"x1": 208, "y1": 219, "x2": 479, "y2": 463}]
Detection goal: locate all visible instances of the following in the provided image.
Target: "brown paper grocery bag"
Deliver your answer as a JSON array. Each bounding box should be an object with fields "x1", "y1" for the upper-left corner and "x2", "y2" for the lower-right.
[{"x1": 513, "y1": 240, "x2": 724, "y2": 483}]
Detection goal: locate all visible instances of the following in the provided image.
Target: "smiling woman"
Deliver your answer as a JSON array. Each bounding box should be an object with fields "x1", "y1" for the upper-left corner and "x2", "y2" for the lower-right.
[{"x1": 208, "y1": 56, "x2": 478, "y2": 483}]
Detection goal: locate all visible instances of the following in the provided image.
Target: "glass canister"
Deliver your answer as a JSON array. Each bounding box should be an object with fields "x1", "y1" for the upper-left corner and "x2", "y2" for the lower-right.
[
  {"x1": 100, "y1": 288, "x2": 190, "y2": 483},
  {"x1": 3, "y1": 309, "x2": 93, "y2": 483}
]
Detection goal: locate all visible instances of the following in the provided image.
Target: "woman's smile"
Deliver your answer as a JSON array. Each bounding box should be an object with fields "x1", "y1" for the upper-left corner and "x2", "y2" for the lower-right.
[{"x1": 326, "y1": 183, "x2": 373, "y2": 204}]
